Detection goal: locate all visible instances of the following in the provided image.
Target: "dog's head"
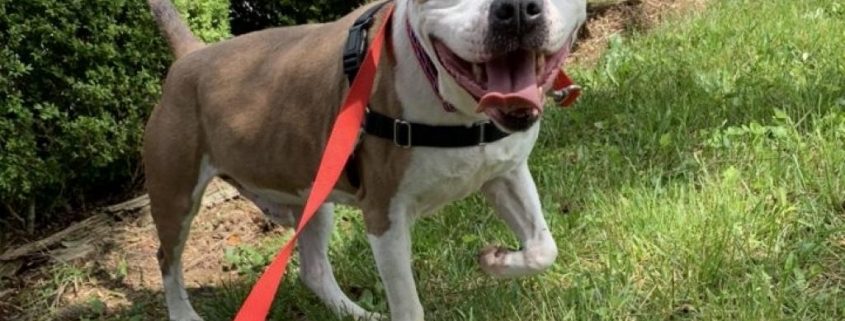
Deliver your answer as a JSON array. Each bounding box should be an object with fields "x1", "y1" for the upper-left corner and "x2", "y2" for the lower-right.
[{"x1": 406, "y1": 0, "x2": 586, "y2": 132}]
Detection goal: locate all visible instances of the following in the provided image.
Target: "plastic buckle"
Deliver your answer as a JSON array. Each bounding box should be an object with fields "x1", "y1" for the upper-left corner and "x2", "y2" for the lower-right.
[
  {"x1": 355, "y1": 14, "x2": 376, "y2": 30},
  {"x1": 342, "y1": 28, "x2": 368, "y2": 78}
]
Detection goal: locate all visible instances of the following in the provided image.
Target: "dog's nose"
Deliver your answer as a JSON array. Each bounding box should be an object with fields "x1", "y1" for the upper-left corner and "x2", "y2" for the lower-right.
[{"x1": 490, "y1": 0, "x2": 544, "y2": 35}]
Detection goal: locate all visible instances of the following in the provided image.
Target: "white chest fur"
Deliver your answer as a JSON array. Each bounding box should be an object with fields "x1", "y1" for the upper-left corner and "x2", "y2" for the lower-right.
[
  {"x1": 388, "y1": 2, "x2": 542, "y2": 217},
  {"x1": 395, "y1": 124, "x2": 539, "y2": 216}
]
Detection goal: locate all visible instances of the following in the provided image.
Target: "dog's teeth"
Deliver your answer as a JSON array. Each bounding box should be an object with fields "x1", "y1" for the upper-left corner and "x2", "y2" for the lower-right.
[{"x1": 473, "y1": 63, "x2": 484, "y2": 84}]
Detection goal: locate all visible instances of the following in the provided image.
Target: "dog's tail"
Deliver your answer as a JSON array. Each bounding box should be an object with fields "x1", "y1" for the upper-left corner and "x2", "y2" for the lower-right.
[{"x1": 147, "y1": 0, "x2": 205, "y2": 59}]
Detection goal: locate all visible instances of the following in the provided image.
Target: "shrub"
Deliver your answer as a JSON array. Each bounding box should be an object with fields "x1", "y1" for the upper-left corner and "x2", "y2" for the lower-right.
[
  {"x1": 230, "y1": 0, "x2": 367, "y2": 35},
  {"x1": 176, "y1": 0, "x2": 231, "y2": 42},
  {"x1": 0, "y1": 0, "x2": 228, "y2": 228}
]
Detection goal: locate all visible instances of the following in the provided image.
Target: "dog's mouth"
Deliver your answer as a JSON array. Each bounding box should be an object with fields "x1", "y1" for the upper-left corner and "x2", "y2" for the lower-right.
[{"x1": 431, "y1": 39, "x2": 570, "y2": 132}]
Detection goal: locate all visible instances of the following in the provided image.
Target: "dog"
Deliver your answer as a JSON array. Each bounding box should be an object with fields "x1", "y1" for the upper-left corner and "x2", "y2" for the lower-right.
[{"x1": 144, "y1": 0, "x2": 586, "y2": 320}]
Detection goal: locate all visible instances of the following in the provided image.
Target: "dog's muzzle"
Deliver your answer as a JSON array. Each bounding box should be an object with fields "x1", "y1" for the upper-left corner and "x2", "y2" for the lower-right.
[{"x1": 487, "y1": 0, "x2": 548, "y2": 51}]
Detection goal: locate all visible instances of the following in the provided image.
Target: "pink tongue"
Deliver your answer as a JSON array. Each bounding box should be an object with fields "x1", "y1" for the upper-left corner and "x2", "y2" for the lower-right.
[{"x1": 478, "y1": 50, "x2": 542, "y2": 113}]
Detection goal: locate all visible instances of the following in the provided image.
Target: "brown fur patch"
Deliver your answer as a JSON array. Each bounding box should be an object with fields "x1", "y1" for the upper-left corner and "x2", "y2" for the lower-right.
[
  {"x1": 145, "y1": 1, "x2": 405, "y2": 242},
  {"x1": 356, "y1": 34, "x2": 412, "y2": 235}
]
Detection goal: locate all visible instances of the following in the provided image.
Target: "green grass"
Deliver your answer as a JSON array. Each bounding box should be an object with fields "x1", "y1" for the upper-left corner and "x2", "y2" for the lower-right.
[{"x1": 92, "y1": 0, "x2": 845, "y2": 320}]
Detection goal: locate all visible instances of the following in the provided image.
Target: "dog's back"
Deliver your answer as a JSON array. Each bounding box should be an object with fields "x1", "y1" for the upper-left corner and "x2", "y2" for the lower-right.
[{"x1": 145, "y1": 4, "x2": 382, "y2": 196}]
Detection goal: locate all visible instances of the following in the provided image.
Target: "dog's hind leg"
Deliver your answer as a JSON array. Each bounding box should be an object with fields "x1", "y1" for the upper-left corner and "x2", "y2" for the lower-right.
[
  {"x1": 298, "y1": 203, "x2": 382, "y2": 320},
  {"x1": 478, "y1": 162, "x2": 558, "y2": 278},
  {"x1": 145, "y1": 100, "x2": 216, "y2": 320},
  {"x1": 147, "y1": 155, "x2": 216, "y2": 321}
]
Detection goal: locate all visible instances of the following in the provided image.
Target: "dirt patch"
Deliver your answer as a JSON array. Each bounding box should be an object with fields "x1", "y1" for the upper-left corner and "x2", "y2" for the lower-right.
[
  {"x1": 95, "y1": 193, "x2": 269, "y2": 291},
  {"x1": 56, "y1": 197, "x2": 277, "y2": 320},
  {"x1": 0, "y1": 181, "x2": 281, "y2": 320},
  {"x1": 571, "y1": 0, "x2": 708, "y2": 66}
]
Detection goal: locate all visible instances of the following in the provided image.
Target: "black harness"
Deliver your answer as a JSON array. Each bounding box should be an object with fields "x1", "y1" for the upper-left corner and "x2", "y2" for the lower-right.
[{"x1": 342, "y1": 1, "x2": 511, "y2": 149}]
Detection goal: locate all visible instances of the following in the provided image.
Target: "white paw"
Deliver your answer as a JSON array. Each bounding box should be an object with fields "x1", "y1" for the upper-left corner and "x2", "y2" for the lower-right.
[
  {"x1": 354, "y1": 312, "x2": 387, "y2": 321},
  {"x1": 478, "y1": 243, "x2": 557, "y2": 279},
  {"x1": 478, "y1": 245, "x2": 513, "y2": 278}
]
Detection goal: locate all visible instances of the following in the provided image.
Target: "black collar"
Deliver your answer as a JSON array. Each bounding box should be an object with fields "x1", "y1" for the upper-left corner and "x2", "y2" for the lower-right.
[
  {"x1": 342, "y1": 0, "x2": 511, "y2": 149},
  {"x1": 364, "y1": 110, "x2": 510, "y2": 148}
]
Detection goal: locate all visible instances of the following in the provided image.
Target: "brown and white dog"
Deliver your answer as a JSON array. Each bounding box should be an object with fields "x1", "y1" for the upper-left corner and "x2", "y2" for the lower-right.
[{"x1": 144, "y1": 0, "x2": 586, "y2": 320}]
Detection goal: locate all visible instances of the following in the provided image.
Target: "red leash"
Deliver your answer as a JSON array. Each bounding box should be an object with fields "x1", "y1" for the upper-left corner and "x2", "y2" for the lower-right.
[
  {"x1": 233, "y1": 4, "x2": 581, "y2": 318},
  {"x1": 233, "y1": 4, "x2": 395, "y2": 321}
]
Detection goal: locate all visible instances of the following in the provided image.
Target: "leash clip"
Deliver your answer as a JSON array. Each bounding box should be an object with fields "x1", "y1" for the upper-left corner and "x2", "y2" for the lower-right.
[
  {"x1": 550, "y1": 69, "x2": 582, "y2": 108},
  {"x1": 551, "y1": 84, "x2": 582, "y2": 107},
  {"x1": 393, "y1": 119, "x2": 412, "y2": 148}
]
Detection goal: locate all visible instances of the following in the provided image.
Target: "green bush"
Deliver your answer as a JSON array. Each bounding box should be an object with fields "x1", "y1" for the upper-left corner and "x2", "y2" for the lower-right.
[
  {"x1": 176, "y1": 0, "x2": 231, "y2": 42},
  {"x1": 230, "y1": 0, "x2": 366, "y2": 35},
  {"x1": 0, "y1": 0, "x2": 228, "y2": 226}
]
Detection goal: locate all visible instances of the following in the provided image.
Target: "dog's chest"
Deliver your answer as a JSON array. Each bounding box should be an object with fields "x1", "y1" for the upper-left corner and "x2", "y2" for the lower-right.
[{"x1": 396, "y1": 125, "x2": 539, "y2": 216}]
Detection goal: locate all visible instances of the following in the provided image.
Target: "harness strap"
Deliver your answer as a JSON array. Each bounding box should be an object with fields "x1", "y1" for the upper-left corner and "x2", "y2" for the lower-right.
[
  {"x1": 342, "y1": 0, "x2": 393, "y2": 188},
  {"x1": 233, "y1": 3, "x2": 395, "y2": 320},
  {"x1": 343, "y1": 1, "x2": 393, "y2": 83}
]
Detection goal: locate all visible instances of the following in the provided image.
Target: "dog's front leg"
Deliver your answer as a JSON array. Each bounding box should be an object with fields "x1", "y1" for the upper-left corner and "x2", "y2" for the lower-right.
[
  {"x1": 479, "y1": 162, "x2": 558, "y2": 278},
  {"x1": 366, "y1": 205, "x2": 424, "y2": 321}
]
